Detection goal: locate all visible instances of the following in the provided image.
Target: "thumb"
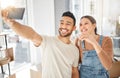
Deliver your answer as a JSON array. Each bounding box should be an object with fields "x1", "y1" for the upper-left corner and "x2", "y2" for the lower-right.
[{"x1": 1, "y1": 9, "x2": 8, "y2": 18}]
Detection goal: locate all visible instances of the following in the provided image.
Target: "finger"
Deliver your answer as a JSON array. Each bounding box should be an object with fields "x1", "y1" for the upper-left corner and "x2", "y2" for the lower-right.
[
  {"x1": 1, "y1": 10, "x2": 5, "y2": 17},
  {"x1": 1, "y1": 9, "x2": 8, "y2": 18},
  {"x1": 78, "y1": 34, "x2": 86, "y2": 41}
]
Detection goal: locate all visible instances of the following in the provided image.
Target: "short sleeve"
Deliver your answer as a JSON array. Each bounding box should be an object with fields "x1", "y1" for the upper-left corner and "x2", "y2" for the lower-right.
[
  {"x1": 72, "y1": 48, "x2": 79, "y2": 67},
  {"x1": 40, "y1": 35, "x2": 47, "y2": 49}
]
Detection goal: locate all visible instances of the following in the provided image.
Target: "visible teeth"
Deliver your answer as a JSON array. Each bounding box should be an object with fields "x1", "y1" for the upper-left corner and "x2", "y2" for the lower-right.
[
  {"x1": 83, "y1": 29, "x2": 86, "y2": 32},
  {"x1": 61, "y1": 29, "x2": 67, "y2": 33},
  {"x1": 62, "y1": 30, "x2": 66, "y2": 32},
  {"x1": 82, "y1": 29, "x2": 86, "y2": 32}
]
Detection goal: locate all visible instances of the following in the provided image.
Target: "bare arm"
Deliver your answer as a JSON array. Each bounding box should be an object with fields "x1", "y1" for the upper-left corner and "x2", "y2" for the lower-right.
[
  {"x1": 93, "y1": 37, "x2": 113, "y2": 70},
  {"x1": 75, "y1": 38, "x2": 82, "y2": 63},
  {"x1": 1, "y1": 9, "x2": 42, "y2": 47},
  {"x1": 72, "y1": 67, "x2": 79, "y2": 78},
  {"x1": 79, "y1": 34, "x2": 113, "y2": 70}
]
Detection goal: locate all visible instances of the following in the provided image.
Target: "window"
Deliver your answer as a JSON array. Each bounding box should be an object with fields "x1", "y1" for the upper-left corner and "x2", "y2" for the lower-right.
[
  {"x1": 70, "y1": 0, "x2": 120, "y2": 60},
  {"x1": 0, "y1": 0, "x2": 31, "y2": 75}
]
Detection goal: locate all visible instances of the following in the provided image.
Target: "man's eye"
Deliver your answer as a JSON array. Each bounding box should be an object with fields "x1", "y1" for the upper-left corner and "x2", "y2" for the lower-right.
[
  {"x1": 66, "y1": 24, "x2": 70, "y2": 25},
  {"x1": 80, "y1": 24, "x2": 82, "y2": 26},
  {"x1": 60, "y1": 23, "x2": 63, "y2": 24},
  {"x1": 66, "y1": 23, "x2": 72, "y2": 25}
]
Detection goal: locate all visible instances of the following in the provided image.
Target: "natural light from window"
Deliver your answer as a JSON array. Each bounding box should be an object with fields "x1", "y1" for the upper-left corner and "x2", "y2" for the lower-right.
[{"x1": 0, "y1": 0, "x2": 15, "y2": 9}]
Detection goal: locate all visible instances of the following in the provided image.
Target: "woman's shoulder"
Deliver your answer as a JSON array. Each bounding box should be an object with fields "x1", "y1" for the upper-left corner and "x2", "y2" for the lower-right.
[
  {"x1": 102, "y1": 35, "x2": 112, "y2": 41},
  {"x1": 101, "y1": 35, "x2": 112, "y2": 45}
]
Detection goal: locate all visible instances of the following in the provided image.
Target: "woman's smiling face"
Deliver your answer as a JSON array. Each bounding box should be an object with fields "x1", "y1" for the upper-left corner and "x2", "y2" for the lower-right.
[{"x1": 79, "y1": 18, "x2": 96, "y2": 34}]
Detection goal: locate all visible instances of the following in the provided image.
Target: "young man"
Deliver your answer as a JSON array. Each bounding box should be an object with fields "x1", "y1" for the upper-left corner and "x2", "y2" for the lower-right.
[{"x1": 2, "y1": 10, "x2": 79, "y2": 78}]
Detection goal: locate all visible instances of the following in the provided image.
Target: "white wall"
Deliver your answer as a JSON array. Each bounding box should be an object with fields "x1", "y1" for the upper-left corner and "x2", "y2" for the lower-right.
[
  {"x1": 31, "y1": 0, "x2": 55, "y2": 36},
  {"x1": 0, "y1": 12, "x2": 2, "y2": 32},
  {"x1": 54, "y1": 0, "x2": 69, "y2": 35},
  {"x1": 27, "y1": 0, "x2": 55, "y2": 64}
]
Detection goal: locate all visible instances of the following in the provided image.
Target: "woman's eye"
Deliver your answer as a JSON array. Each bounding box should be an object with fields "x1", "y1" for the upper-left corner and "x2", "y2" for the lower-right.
[{"x1": 85, "y1": 23, "x2": 88, "y2": 25}]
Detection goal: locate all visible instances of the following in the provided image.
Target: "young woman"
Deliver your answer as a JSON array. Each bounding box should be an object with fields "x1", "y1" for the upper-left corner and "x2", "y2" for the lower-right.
[{"x1": 75, "y1": 15, "x2": 113, "y2": 78}]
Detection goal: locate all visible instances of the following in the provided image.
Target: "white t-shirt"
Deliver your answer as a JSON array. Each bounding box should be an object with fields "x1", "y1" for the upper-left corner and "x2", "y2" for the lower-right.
[{"x1": 40, "y1": 35, "x2": 79, "y2": 78}]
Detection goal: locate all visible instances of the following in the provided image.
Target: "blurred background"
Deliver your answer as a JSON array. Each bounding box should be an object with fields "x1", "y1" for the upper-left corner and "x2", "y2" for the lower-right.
[{"x1": 0, "y1": 0, "x2": 120, "y2": 78}]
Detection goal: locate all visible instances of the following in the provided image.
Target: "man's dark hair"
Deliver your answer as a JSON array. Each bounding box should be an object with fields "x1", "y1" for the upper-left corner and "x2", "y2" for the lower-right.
[{"x1": 62, "y1": 11, "x2": 76, "y2": 26}]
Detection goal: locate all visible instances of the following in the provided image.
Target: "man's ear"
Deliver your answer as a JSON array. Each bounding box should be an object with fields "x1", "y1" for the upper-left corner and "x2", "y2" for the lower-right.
[{"x1": 73, "y1": 26, "x2": 76, "y2": 31}]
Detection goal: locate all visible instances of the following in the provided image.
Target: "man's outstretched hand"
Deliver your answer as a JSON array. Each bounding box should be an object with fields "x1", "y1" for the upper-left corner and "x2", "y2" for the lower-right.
[{"x1": 1, "y1": 7, "x2": 16, "y2": 26}]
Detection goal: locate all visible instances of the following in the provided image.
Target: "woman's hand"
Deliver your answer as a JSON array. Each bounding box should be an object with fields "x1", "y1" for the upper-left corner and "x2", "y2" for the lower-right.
[{"x1": 78, "y1": 33, "x2": 97, "y2": 46}]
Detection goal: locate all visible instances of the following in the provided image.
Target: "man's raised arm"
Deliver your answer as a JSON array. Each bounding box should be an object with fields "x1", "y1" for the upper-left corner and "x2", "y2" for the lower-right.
[{"x1": 1, "y1": 8, "x2": 42, "y2": 47}]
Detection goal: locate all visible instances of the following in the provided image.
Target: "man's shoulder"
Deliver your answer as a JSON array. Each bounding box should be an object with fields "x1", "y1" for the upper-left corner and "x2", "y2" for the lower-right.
[{"x1": 41, "y1": 35, "x2": 56, "y2": 39}]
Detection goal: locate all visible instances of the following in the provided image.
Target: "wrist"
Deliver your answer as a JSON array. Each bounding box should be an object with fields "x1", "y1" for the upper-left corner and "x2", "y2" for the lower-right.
[
  {"x1": 93, "y1": 41, "x2": 102, "y2": 54},
  {"x1": 92, "y1": 40, "x2": 98, "y2": 47},
  {"x1": 10, "y1": 20, "x2": 16, "y2": 26},
  {"x1": 6, "y1": 18, "x2": 15, "y2": 26},
  {"x1": 97, "y1": 49, "x2": 102, "y2": 54}
]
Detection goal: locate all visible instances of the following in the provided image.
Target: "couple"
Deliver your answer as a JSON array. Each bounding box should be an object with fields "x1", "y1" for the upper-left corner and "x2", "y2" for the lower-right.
[{"x1": 1, "y1": 10, "x2": 113, "y2": 78}]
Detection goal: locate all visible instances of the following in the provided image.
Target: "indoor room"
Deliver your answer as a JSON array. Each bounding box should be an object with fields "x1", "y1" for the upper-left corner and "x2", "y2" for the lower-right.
[{"x1": 0, "y1": 0, "x2": 120, "y2": 78}]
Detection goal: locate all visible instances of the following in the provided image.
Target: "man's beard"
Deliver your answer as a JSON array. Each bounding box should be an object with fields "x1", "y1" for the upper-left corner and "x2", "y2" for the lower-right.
[{"x1": 58, "y1": 28, "x2": 72, "y2": 37}]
